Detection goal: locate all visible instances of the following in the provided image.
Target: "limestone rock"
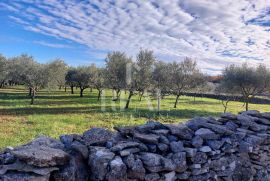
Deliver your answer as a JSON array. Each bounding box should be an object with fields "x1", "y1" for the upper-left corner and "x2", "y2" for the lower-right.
[{"x1": 83, "y1": 128, "x2": 113, "y2": 146}]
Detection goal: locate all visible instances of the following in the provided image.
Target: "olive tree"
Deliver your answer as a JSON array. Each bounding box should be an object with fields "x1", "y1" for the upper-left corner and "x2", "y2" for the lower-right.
[
  {"x1": 136, "y1": 49, "x2": 156, "y2": 101},
  {"x1": 0, "y1": 54, "x2": 8, "y2": 88},
  {"x1": 91, "y1": 67, "x2": 106, "y2": 101},
  {"x1": 221, "y1": 63, "x2": 270, "y2": 111},
  {"x1": 73, "y1": 67, "x2": 92, "y2": 97},
  {"x1": 169, "y1": 58, "x2": 203, "y2": 108},
  {"x1": 10, "y1": 54, "x2": 47, "y2": 104},
  {"x1": 65, "y1": 68, "x2": 77, "y2": 94},
  {"x1": 105, "y1": 51, "x2": 131, "y2": 101},
  {"x1": 46, "y1": 59, "x2": 68, "y2": 90}
]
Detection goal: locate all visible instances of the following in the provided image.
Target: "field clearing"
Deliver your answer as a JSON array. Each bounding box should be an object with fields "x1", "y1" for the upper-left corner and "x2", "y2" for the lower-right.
[{"x1": 0, "y1": 87, "x2": 269, "y2": 148}]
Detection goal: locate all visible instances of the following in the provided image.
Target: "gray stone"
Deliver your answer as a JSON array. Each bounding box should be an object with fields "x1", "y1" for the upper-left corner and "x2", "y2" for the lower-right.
[
  {"x1": 237, "y1": 115, "x2": 268, "y2": 131},
  {"x1": 110, "y1": 141, "x2": 140, "y2": 152},
  {"x1": 119, "y1": 148, "x2": 140, "y2": 156},
  {"x1": 88, "y1": 147, "x2": 115, "y2": 180},
  {"x1": 203, "y1": 123, "x2": 234, "y2": 135},
  {"x1": 124, "y1": 154, "x2": 145, "y2": 180},
  {"x1": 133, "y1": 132, "x2": 159, "y2": 144},
  {"x1": 157, "y1": 143, "x2": 169, "y2": 152},
  {"x1": 11, "y1": 146, "x2": 69, "y2": 167},
  {"x1": 0, "y1": 161, "x2": 58, "y2": 176},
  {"x1": 195, "y1": 128, "x2": 219, "y2": 140},
  {"x1": 185, "y1": 148, "x2": 197, "y2": 157},
  {"x1": 164, "y1": 171, "x2": 176, "y2": 181},
  {"x1": 186, "y1": 117, "x2": 208, "y2": 130},
  {"x1": 199, "y1": 146, "x2": 212, "y2": 152},
  {"x1": 159, "y1": 135, "x2": 170, "y2": 144},
  {"x1": 151, "y1": 129, "x2": 170, "y2": 135},
  {"x1": 191, "y1": 136, "x2": 203, "y2": 148},
  {"x1": 59, "y1": 134, "x2": 74, "y2": 148},
  {"x1": 221, "y1": 112, "x2": 237, "y2": 120},
  {"x1": 106, "y1": 156, "x2": 127, "y2": 181},
  {"x1": 170, "y1": 141, "x2": 184, "y2": 153},
  {"x1": 145, "y1": 173, "x2": 160, "y2": 181},
  {"x1": 172, "y1": 152, "x2": 187, "y2": 172},
  {"x1": 83, "y1": 128, "x2": 113, "y2": 146},
  {"x1": 1, "y1": 172, "x2": 50, "y2": 181},
  {"x1": 70, "y1": 141, "x2": 88, "y2": 159},
  {"x1": 176, "y1": 171, "x2": 191, "y2": 180},
  {"x1": 206, "y1": 140, "x2": 225, "y2": 150},
  {"x1": 27, "y1": 136, "x2": 65, "y2": 150},
  {"x1": 191, "y1": 152, "x2": 208, "y2": 164},
  {"x1": 135, "y1": 121, "x2": 166, "y2": 133},
  {"x1": 166, "y1": 124, "x2": 194, "y2": 140}
]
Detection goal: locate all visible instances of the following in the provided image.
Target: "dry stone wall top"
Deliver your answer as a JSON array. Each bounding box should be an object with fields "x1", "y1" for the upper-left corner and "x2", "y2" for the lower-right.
[{"x1": 0, "y1": 110, "x2": 270, "y2": 181}]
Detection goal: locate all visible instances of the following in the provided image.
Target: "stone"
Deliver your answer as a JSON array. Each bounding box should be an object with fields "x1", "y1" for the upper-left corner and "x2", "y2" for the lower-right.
[
  {"x1": 52, "y1": 152, "x2": 89, "y2": 181},
  {"x1": 237, "y1": 115, "x2": 268, "y2": 131},
  {"x1": 106, "y1": 156, "x2": 127, "y2": 181},
  {"x1": 119, "y1": 148, "x2": 140, "y2": 156},
  {"x1": 167, "y1": 135, "x2": 178, "y2": 142},
  {"x1": 221, "y1": 112, "x2": 237, "y2": 120},
  {"x1": 185, "y1": 148, "x2": 197, "y2": 157},
  {"x1": 133, "y1": 132, "x2": 159, "y2": 144},
  {"x1": 191, "y1": 152, "x2": 208, "y2": 164},
  {"x1": 170, "y1": 141, "x2": 184, "y2": 153},
  {"x1": 70, "y1": 141, "x2": 89, "y2": 159},
  {"x1": 135, "y1": 121, "x2": 166, "y2": 133},
  {"x1": 151, "y1": 129, "x2": 170, "y2": 135},
  {"x1": 1, "y1": 172, "x2": 50, "y2": 181},
  {"x1": 0, "y1": 152, "x2": 16, "y2": 165},
  {"x1": 225, "y1": 121, "x2": 239, "y2": 130},
  {"x1": 203, "y1": 123, "x2": 234, "y2": 135},
  {"x1": 186, "y1": 117, "x2": 208, "y2": 130},
  {"x1": 191, "y1": 136, "x2": 203, "y2": 148},
  {"x1": 166, "y1": 124, "x2": 194, "y2": 140},
  {"x1": 164, "y1": 171, "x2": 176, "y2": 181},
  {"x1": 157, "y1": 143, "x2": 169, "y2": 152},
  {"x1": 83, "y1": 128, "x2": 113, "y2": 146},
  {"x1": 159, "y1": 135, "x2": 170, "y2": 144},
  {"x1": 11, "y1": 146, "x2": 70, "y2": 167},
  {"x1": 0, "y1": 161, "x2": 58, "y2": 176},
  {"x1": 27, "y1": 136, "x2": 65, "y2": 150},
  {"x1": 88, "y1": 147, "x2": 115, "y2": 180},
  {"x1": 110, "y1": 141, "x2": 140, "y2": 152},
  {"x1": 147, "y1": 144, "x2": 157, "y2": 153},
  {"x1": 145, "y1": 173, "x2": 160, "y2": 181},
  {"x1": 195, "y1": 128, "x2": 219, "y2": 140},
  {"x1": 124, "y1": 154, "x2": 145, "y2": 180},
  {"x1": 206, "y1": 140, "x2": 225, "y2": 150},
  {"x1": 176, "y1": 171, "x2": 191, "y2": 180},
  {"x1": 60, "y1": 134, "x2": 74, "y2": 148},
  {"x1": 172, "y1": 152, "x2": 187, "y2": 172},
  {"x1": 199, "y1": 146, "x2": 212, "y2": 152}
]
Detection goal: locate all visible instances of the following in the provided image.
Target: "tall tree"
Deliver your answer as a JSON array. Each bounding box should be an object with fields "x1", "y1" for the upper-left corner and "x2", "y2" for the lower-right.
[
  {"x1": 136, "y1": 49, "x2": 156, "y2": 101},
  {"x1": 46, "y1": 59, "x2": 68, "y2": 90},
  {"x1": 169, "y1": 58, "x2": 203, "y2": 108},
  {"x1": 10, "y1": 54, "x2": 47, "y2": 104},
  {"x1": 105, "y1": 51, "x2": 131, "y2": 101},
  {"x1": 0, "y1": 54, "x2": 8, "y2": 88},
  {"x1": 74, "y1": 67, "x2": 92, "y2": 97},
  {"x1": 92, "y1": 67, "x2": 106, "y2": 101},
  {"x1": 221, "y1": 63, "x2": 270, "y2": 111},
  {"x1": 65, "y1": 68, "x2": 77, "y2": 94}
]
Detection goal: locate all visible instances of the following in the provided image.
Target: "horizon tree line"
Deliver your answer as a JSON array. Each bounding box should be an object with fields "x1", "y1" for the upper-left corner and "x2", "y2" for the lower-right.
[{"x1": 0, "y1": 50, "x2": 270, "y2": 111}]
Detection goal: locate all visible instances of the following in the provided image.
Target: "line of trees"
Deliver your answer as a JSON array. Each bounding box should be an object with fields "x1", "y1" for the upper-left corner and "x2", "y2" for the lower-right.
[{"x1": 0, "y1": 50, "x2": 270, "y2": 111}]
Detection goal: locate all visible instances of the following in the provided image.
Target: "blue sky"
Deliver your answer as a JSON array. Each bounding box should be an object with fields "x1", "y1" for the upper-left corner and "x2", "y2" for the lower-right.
[{"x1": 0, "y1": 0, "x2": 269, "y2": 74}]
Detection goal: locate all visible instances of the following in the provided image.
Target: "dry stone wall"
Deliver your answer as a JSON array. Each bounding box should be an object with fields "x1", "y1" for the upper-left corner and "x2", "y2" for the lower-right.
[{"x1": 0, "y1": 110, "x2": 270, "y2": 181}]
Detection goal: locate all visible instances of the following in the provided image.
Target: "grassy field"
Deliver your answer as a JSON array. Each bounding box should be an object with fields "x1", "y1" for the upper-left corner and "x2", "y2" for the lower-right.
[{"x1": 0, "y1": 86, "x2": 269, "y2": 148}]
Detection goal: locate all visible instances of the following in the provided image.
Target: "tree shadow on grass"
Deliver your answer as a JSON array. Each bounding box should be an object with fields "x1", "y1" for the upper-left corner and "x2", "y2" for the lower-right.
[{"x1": 0, "y1": 106, "x2": 221, "y2": 120}]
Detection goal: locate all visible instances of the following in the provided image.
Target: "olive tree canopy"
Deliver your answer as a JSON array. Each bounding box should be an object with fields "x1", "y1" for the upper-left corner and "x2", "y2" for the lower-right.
[{"x1": 221, "y1": 63, "x2": 270, "y2": 111}]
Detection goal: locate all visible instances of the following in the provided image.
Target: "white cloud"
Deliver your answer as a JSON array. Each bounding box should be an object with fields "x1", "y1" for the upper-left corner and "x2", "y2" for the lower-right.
[{"x1": 1, "y1": 0, "x2": 270, "y2": 74}]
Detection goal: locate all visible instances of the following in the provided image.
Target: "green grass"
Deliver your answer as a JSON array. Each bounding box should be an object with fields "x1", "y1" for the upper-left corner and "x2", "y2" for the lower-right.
[{"x1": 0, "y1": 86, "x2": 269, "y2": 148}]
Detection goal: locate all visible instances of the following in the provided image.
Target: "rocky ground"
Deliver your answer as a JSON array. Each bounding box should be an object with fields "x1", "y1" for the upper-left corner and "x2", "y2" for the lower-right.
[{"x1": 0, "y1": 110, "x2": 270, "y2": 181}]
